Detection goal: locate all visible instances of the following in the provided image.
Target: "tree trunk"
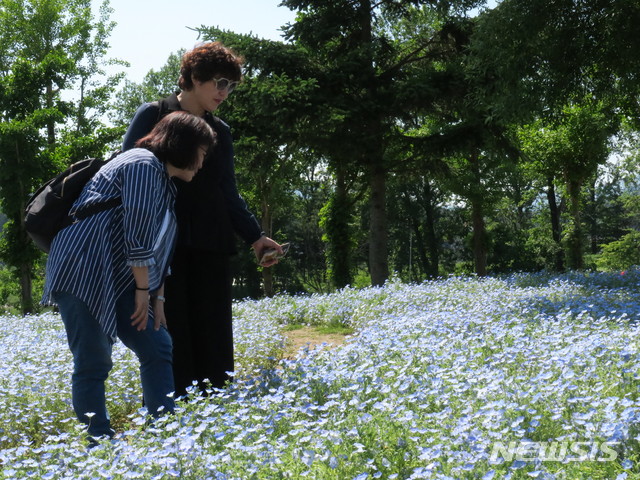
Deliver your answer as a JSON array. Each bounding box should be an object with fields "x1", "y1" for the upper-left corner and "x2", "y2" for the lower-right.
[
  {"x1": 566, "y1": 178, "x2": 584, "y2": 270},
  {"x1": 260, "y1": 189, "x2": 274, "y2": 297},
  {"x1": 327, "y1": 169, "x2": 352, "y2": 289},
  {"x1": 404, "y1": 178, "x2": 439, "y2": 279},
  {"x1": 410, "y1": 219, "x2": 427, "y2": 280},
  {"x1": 402, "y1": 192, "x2": 429, "y2": 280},
  {"x1": 356, "y1": 0, "x2": 389, "y2": 287},
  {"x1": 423, "y1": 178, "x2": 439, "y2": 278},
  {"x1": 588, "y1": 180, "x2": 598, "y2": 254},
  {"x1": 546, "y1": 176, "x2": 564, "y2": 271},
  {"x1": 471, "y1": 196, "x2": 487, "y2": 276},
  {"x1": 20, "y1": 263, "x2": 33, "y2": 315},
  {"x1": 46, "y1": 82, "x2": 55, "y2": 145},
  {"x1": 369, "y1": 164, "x2": 388, "y2": 286},
  {"x1": 262, "y1": 263, "x2": 274, "y2": 297},
  {"x1": 15, "y1": 144, "x2": 34, "y2": 314},
  {"x1": 469, "y1": 153, "x2": 487, "y2": 276},
  {"x1": 19, "y1": 212, "x2": 34, "y2": 314}
]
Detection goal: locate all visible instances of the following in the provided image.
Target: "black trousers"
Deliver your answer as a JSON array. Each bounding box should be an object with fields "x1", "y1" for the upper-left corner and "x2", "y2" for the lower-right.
[{"x1": 164, "y1": 246, "x2": 234, "y2": 398}]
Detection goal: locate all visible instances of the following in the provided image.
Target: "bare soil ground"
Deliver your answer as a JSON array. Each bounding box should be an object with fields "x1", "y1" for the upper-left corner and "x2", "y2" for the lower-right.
[{"x1": 282, "y1": 326, "x2": 347, "y2": 358}]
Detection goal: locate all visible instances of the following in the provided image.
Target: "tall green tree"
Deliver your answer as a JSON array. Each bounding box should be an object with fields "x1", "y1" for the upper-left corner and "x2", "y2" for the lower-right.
[
  {"x1": 0, "y1": 0, "x2": 121, "y2": 313},
  {"x1": 395, "y1": 10, "x2": 522, "y2": 276},
  {"x1": 517, "y1": 101, "x2": 616, "y2": 269},
  {"x1": 280, "y1": 0, "x2": 485, "y2": 286}
]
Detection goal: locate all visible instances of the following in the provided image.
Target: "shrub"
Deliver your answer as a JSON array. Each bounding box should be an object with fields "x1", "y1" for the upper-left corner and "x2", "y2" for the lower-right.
[{"x1": 596, "y1": 230, "x2": 640, "y2": 271}]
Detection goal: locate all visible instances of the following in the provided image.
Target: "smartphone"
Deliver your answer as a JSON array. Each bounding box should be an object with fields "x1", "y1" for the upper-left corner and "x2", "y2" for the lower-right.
[{"x1": 260, "y1": 242, "x2": 290, "y2": 266}]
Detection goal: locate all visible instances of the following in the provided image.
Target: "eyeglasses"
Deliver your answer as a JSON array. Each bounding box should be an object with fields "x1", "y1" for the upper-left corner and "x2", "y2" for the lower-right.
[{"x1": 212, "y1": 77, "x2": 239, "y2": 93}]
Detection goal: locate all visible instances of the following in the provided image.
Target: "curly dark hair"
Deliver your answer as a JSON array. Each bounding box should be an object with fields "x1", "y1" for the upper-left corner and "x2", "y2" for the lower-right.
[
  {"x1": 178, "y1": 41, "x2": 244, "y2": 91},
  {"x1": 135, "y1": 112, "x2": 216, "y2": 170}
]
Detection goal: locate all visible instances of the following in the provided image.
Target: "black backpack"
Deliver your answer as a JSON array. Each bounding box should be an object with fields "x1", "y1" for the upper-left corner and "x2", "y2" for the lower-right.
[
  {"x1": 24, "y1": 154, "x2": 122, "y2": 253},
  {"x1": 25, "y1": 100, "x2": 169, "y2": 253}
]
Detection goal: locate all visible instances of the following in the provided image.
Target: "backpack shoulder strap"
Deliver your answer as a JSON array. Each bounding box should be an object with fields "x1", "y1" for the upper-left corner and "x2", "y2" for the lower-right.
[{"x1": 71, "y1": 152, "x2": 124, "y2": 221}]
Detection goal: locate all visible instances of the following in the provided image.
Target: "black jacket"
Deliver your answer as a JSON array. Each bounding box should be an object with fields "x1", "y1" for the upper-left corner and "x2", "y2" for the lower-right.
[{"x1": 122, "y1": 94, "x2": 263, "y2": 253}]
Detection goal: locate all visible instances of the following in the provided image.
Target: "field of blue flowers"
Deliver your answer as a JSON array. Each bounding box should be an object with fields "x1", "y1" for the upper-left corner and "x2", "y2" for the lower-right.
[{"x1": 1, "y1": 270, "x2": 640, "y2": 479}]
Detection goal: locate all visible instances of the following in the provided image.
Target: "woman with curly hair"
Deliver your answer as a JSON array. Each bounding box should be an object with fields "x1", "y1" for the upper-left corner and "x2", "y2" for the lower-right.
[{"x1": 122, "y1": 41, "x2": 283, "y2": 398}]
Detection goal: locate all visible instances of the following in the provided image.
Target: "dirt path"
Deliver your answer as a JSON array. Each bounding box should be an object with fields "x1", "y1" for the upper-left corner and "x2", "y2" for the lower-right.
[{"x1": 282, "y1": 326, "x2": 347, "y2": 358}]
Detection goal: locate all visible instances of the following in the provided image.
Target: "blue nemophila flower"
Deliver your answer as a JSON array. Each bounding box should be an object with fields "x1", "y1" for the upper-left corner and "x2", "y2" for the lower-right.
[
  {"x1": 621, "y1": 459, "x2": 634, "y2": 469},
  {"x1": 3, "y1": 271, "x2": 640, "y2": 478}
]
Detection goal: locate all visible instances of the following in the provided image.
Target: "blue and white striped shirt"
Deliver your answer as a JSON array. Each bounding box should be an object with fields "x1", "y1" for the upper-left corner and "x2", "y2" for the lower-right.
[{"x1": 42, "y1": 149, "x2": 178, "y2": 340}]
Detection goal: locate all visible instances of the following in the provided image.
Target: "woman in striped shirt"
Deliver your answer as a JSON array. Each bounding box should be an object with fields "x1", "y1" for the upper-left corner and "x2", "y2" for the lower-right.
[{"x1": 43, "y1": 112, "x2": 216, "y2": 442}]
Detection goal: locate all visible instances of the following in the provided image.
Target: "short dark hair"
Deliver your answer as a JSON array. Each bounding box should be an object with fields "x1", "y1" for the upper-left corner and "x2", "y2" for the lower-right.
[
  {"x1": 178, "y1": 41, "x2": 244, "y2": 91},
  {"x1": 135, "y1": 112, "x2": 216, "y2": 170}
]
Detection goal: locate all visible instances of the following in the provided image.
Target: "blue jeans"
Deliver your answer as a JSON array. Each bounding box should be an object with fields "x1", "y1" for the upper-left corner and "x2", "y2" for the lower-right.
[{"x1": 53, "y1": 289, "x2": 175, "y2": 438}]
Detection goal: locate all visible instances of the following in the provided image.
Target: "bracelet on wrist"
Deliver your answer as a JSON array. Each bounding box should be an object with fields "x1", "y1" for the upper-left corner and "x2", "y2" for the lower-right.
[
  {"x1": 135, "y1": 286, "x2": 150, "y2": 291},
  {"x1": 154, "y1": 295, "x2": 166, "y2": 302}
]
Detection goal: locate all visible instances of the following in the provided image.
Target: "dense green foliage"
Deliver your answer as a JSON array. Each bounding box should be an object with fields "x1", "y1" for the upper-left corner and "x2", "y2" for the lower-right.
[{"x1": 0, "y1": 0, "x2": 124, "y2": 313}]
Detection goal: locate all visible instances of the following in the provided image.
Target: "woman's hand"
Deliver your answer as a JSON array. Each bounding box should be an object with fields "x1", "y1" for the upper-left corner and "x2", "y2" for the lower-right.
[
  {"x1": 131, "y1": 289, "x2": 150, "y2": 331},
  {"x1": 252, "y1": 236, "x2": 284, "y2": 268}
]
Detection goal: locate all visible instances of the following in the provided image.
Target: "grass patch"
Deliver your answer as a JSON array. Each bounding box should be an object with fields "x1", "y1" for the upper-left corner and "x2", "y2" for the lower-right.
[
  {"x1": 316, "y1": 323, "x2": 354, "y2": 336},
  {"x1": 282, "y1": 323, "x2": 305, "y2": 331}
]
